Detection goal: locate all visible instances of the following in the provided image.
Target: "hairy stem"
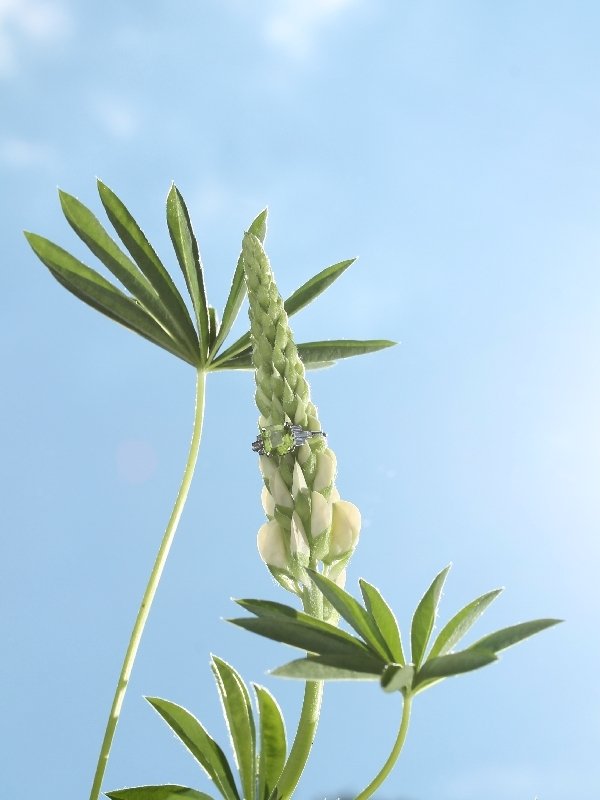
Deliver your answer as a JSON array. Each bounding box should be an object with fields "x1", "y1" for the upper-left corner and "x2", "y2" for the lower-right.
[
  {"x1": 354, "y1": 694, "x2": 413, "y2": 800},
  {"x1": 272, "y1": 585, "x2": 324, "y2": 800},
  {"x1": 89, "y1": 368, "x2": 207, "y2": 800}
]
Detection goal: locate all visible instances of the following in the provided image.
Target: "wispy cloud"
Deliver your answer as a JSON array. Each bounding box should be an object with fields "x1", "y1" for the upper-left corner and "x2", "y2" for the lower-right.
[
  {"x1": 0, "y1": 136, "x2": 56, "y2": 168},
  {"x1": 0, "y1": 0, "x2": 72, "y2": 78},
  {"x1": 264, "y1": 0, "x2": 358, "y2": 59}
]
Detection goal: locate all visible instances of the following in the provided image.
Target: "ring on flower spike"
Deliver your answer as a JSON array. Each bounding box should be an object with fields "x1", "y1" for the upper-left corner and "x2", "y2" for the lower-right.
[{"x1": 251, "y1": 422, "x2": 327, "y2": 456}]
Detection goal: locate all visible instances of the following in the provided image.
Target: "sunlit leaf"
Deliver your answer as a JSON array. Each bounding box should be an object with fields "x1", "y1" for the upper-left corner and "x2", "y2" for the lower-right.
[
  {"x1": 414, "y1": 649, "x2": 498, "y2": 689},
  {"x1": 25, "y1": 233, "x2": 196, "y2": 365},
  {"x1": 147, "y1": 697, "x2": 240, "y2": 800},
  {"x1": 210, "y1": 657, "x2": 255, "y2": 800},
  {"x1": 410, "y1": 565, "x2": 451, "y2": 668},
  {"x1": 428, "y1": 589, "x2": 503, "y2": 660},
  {"x1": 166, "y1": 184, "x2": 210, "y2": 359},
  {"x1": 284, "y1": 259, "x2": 355, "y2": 316},
  {"x1": 272, "y1": 654, "x2": 382, "y2": 681},
  {"x1": 253, "y1": 684, "x2": 286, "y2": 800},
  {"x1": 106, "y1": 786, "x2": 215, "y2": 800},
  {"x1": 359, "y1": 579, "x2": 405, "y2": 665},
  {"x1": 467, "y1": 618, "x2": 562, "y2": 654},
  {"x1": 97, "y1": 180, "x2": 199, "y2": 356},
  {"x1": 308, "y1": 571, "x2": 390, "y2": 660}
]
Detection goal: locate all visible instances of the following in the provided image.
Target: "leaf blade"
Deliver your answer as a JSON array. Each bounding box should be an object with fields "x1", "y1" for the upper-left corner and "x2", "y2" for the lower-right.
[
  {"x1": 410, "y1": 565, "x2": 451, "y2": 668},
  {"x1": 428, "y1": 589, "x2": 503, "y2": 660},
  {"x1": 210, "y1": 657, "x2": 255, "y2": 800},
  {"x1": 166, "y1": 184, "x2": 210, "y2": 359},
  {"x1": 272, "y1": 654, "x2": 382, "y2": 681},
  {"x1": 25, "y1": 233, "x2": 195, "y2": 364},
  {"x1": 253, "y1": 684, "x2": 287, "y2": 800},
  {"x1": 97, "y1": 180, "x2": 200, "y2": 358},
  {"x1": 147, "y1": 697, "x2": 240, "y2": 800},
  {"x1": 414, "y1": 649, "x2": 498, "y2": 688},
  {"x1": 467, "y1": 618, "x2": 562, "y2": 654},
  {"x1": 283, "y1": 259, "x2": 356, "y2": 317},
  {"x1": 359, "y1": 579, "x2": 405, "y2": 665},
  {"x1": 106, "y1": 786, "x2": 215, "y2": 800},
  {"x1": 308, "y1": 571, "x2": 391, "y2": 661}
]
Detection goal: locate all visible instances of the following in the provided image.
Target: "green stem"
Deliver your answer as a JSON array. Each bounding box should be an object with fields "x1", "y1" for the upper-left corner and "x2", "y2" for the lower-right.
[
  {"x1": 354, "y1": 694, "x2": 413, "y2": 800},
  {"x1": 89, "y1": 368, "x2": 207, "y2": 800},
  {"x1": 273, "y1": 585, "x2": 324, "y2": 800}
]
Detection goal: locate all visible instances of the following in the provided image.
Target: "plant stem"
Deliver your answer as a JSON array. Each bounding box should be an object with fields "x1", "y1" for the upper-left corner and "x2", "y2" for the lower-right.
[
  {"x1": 354, "y1": 694, "x2": 413, "y2": 800},
  {"x1": 89, "y1": 368, "x2": 207, "y2": 800},
  {"x1": 273, "y1": 584, "x2": 324, "y2": 800}
]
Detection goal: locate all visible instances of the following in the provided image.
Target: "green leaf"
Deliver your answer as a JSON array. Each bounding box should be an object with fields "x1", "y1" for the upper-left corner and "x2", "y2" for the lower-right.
[
  {"x1": 210, "y1": 657, "x2": 255, "y2": 800},
  {"x1": 211, "y1": 339, "x2": 393, "y2": 371},
  {"x1": 467, "y1": 618, "x2": 562, "y2": 654},
  {"x1": 308, "y1": 571, "x2": 391, "y2": 661},
  {"x1": 25, "y1": 233, "x2": 196, "y2": 365},
  {"x1": 272, "y1": 654, "x2": 382, "y2": 681},
  {"x1": 210, "y1": 208, "x2": 268, "y2": 360},
  {"x1": 253, "y1": 684, "x2": 287, "y2": 800},
  {"x1": 380, "y1": 664, "x2": 415, "y2": 694},
  {"x1": 428, "y1": 589, "x2": 503, "y2": 660},
  {"x1": 359, "y1": 579, "x2": 405, "y2": 665},
  {"x1": 229, "y1": 616, "x2": 375, "y2": 665},
  {"x1": 147, "y1": 697, "x2": 240, "y2": 800},
  {"x1": 106, "y1": 786, "x2": 215, "y2": 800},
  {"x1": 410, "y1": 565, "x2": 451, "y2": 668},
  {"x1": 284, "y1": 259, "x2": 355, "y2": 316},
  {"x1": 58, "y1": 190, "x2": 190, "y2": 349},
  {"x1": 208, "y1": 305, "x2": 219, "y2": 351},
  {"x1": 97, "y1": 180, "x2": 200, "y2": 357},
  {"x1": 414, "y1": 649, "x2": 498, "y2": 688},
  {"x1": 166, "y1": 184, "x2": 210, "y2": 360}
]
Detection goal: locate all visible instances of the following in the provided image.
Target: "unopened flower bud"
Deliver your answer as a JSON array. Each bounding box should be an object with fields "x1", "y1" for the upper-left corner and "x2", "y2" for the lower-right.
[
  {"x1": 334, "y1": 569, "x2": 347, "y2": 589},
  {"x1": 292, "y1": 461, "x2": 308, "y2": 498},
  {"x1": 291, "y1": 512, "x2": 310, "y2": 564},
  {"x1": 261, "y1": 486, "x2": 275, "y2": 518},
  {"x1": 328, "y1": 500, "x2": 361, "y2": 559},
  {"x1": 313, "y1": 451, "x2": 336, "y2": 492},
  {"x1": 269, "y1": 471, "x2": 293, "y2": 509},
  {"x1": 257, "y1": 519, "x2": 288, "y2": 569},
  {"x1": 310, "y1": 490, "x2": 333, "y2": 539}
]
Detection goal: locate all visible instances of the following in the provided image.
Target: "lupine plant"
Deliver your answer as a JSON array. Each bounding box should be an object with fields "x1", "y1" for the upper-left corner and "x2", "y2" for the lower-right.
[{"x1": 26, "y1": 182, "x2": 560, "y2": 800}]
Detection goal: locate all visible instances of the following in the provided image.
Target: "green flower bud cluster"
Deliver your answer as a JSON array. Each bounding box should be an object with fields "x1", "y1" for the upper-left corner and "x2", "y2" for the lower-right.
[{"x1": 242, "y1": 232, "x2": 361, "y2": 607}]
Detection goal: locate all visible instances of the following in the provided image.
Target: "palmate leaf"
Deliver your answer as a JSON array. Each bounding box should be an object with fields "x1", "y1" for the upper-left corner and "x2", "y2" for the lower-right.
[
  {"x1": 147, "y1": 697, "x2": 240, "y2": 800},
  {"x1": 210, "y1": 657, "x2": 255, "y2": 800},
  {"x1": 253, "y1": 684, "x2": 287, "y2": 800},
  {"x1": 166, "y1": 184, "x2": 210, "y2": 360},
  {"x1": 106, "y1": 786, "x2": 215, "y2": 800},
  {"x1": 24, "y1": 233, "x2": 197, "y2": 365},
  {"x1": 98, "y1": 180, "x2": 200, "y2": 357}
]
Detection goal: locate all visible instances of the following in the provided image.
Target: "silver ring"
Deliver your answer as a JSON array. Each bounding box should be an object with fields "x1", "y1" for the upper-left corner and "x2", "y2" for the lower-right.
[{"x1": 251, "y1": 422, "x2": 326, "y2": 456}]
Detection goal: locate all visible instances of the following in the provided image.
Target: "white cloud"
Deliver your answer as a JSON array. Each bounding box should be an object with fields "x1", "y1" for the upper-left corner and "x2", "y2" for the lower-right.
[
  {"x1": 0, "y1": 0, "x2": 71, "y2": 77},
  {"x1": 0, "y1": 136, "x2": 56, "y2": 168},
  {"x1": 90, "y1": 95, "x2": 140, "y2": 140},
  {"x1": 264, "y1": 0, "x2": 358, "y2": 59}
]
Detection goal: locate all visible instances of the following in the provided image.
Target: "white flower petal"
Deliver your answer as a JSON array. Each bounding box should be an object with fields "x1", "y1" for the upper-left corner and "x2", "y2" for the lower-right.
[
  {"x1": 257, "y1": 519, "x2": 288, "y2": 569},
  {"x1": 328, "y1": 500, "x2": 361, "y2": 558},
  {"x1": 261, "y1": 485, "x2": 275, "y2": 517},
  {"x1": 310, "y1": 490, "x2": 333, "y2": 538}
]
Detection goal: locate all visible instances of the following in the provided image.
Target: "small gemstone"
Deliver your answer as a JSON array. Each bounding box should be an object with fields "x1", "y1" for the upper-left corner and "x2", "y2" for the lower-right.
[{"x1": 261, "y1": 424, "x2": 296, "y2": 456}]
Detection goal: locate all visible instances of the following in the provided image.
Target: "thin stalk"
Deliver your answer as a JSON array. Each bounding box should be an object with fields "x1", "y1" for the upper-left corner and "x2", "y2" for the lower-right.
[
  {"x1": 272, "y1": 584, "x2": 324, "y2": 800},
  {"x1": 89, "y1": 368, "x2": 207, "y2": 800},
  {"x1": 354, "y1": 694, "x2": 413, "y2": 800}
]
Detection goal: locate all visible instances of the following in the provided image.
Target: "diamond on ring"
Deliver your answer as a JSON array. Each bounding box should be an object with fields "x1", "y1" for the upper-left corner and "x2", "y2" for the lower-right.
[{"x1": 251, "y1": 422, "x2": 327, "y2": 456}]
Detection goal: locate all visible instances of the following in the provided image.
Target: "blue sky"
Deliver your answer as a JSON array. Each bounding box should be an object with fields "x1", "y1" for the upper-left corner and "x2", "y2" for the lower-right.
[{"x1": 2, "y1": 1, "x2": 599, "y2": 798}]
